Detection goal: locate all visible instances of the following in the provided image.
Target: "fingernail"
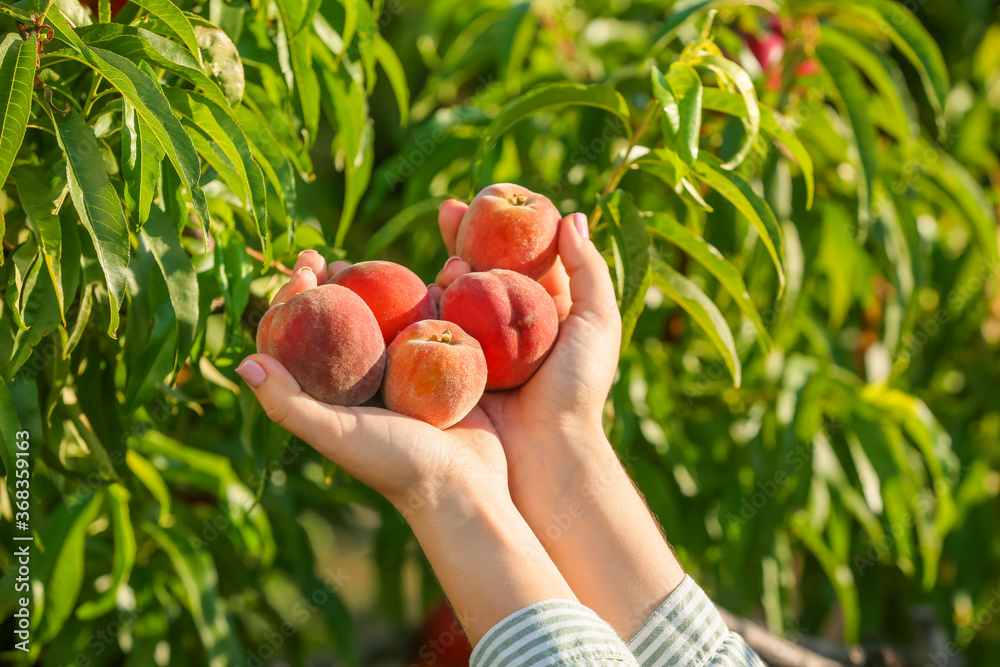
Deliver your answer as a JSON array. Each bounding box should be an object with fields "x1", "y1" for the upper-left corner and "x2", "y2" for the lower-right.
[
  {"x1": 298, "y1": 249, "x2": 318, "y2": 256},
  {"x1": 443, "y1": 256, "x2": 462, "y2": 271},
  {"x1": 573, "y1": 213, "x2": 589, "y2": 240},
  {"x1": 236, "y1": 359, "x2": 267, "y2": 388}
]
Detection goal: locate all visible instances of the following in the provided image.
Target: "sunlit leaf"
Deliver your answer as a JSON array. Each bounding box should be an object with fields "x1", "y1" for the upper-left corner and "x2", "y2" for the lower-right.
[
  {"x1": 650, "y1": 257, "x2": 741, "y2": 387},
  {"x1": 647, "y1": 212, "x2": 772, "y2": 352},
  {"x1": 0, "y1": 36, "x2": 36, "y2": 205},
  {"x1": 691, "y1": 154, "x2": 786, "y2": 296},
  {"x1": 51, "y1": 109, "x2": 130, "y2": 337}
]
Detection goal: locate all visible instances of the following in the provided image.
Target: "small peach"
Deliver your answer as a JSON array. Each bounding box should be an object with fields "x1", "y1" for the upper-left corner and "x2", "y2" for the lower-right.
[
  {"x1": 382, "y1": 320, "x2": 487, "y2": 429},
  {"x1": 267, "y1": 284, "x2": 385, "y2": 405},
  {"x1": 456, "y1": 183, "x2": 561, "y2": 280},
  {"x1": 329, "y1": 261, "x2": 438, "y2": 345},
  {"x1": 439, "y1": 269, "x2": 557, "y2": 390}
]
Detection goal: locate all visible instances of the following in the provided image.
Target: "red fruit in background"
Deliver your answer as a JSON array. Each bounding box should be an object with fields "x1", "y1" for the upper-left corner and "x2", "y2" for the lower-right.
[
  {"x1": 456, "y1": 183, "x2": 562, "y2": 280},
  {"x1": 796, "y1": 59, "x2": 820, "y2": 76},
  {"x1": 81, "y1": 0, "x2": 129, "y2": 18},
  {"x1": 439, "y1": 269, "x2": 558, "y2": 391},
  {"x1": 747, "y1": 31, "x2": 785, "y2": 71},
  {"x1": 411, "y1": 599, "x2": 471, "y2": 666},
  {"x1": 328, "y1": 260, "x2": 437, "y2": 345}
]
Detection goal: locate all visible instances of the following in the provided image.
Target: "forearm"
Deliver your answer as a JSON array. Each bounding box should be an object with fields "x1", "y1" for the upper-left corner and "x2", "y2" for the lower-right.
[
  {"x1": 510, "y1": 430, "x2": 686, "y2": 639},
  {"x1": 404, "y1": 479, "x2": 577, "y2": 645}
]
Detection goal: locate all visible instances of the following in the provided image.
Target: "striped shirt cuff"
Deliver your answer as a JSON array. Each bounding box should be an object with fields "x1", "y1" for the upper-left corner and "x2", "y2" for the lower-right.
[
  {"x1": 627, "y1": 575, "x2": 765, "y2": 667},
  {"x1": 471, "y1": 599, "x2": 638, "y2": 667}
]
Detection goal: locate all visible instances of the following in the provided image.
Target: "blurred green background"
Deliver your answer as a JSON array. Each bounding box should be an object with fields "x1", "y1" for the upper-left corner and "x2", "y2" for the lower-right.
[{"x1": 1, "y1": 0, "x2": 999, "y2": 665}]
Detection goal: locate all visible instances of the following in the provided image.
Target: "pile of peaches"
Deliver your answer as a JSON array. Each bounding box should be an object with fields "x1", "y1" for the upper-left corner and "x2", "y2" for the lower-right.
[{"x1": 255, "y1": 184, "x2": 562, "y2": 429}]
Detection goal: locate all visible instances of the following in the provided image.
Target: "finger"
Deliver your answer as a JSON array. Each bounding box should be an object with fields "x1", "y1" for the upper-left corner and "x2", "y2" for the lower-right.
[
  {"x1": 326, "y1": 260, "x2": 352, "y2": 283},
  {"x1": 235, "y1": 354, "x2": 357, "y2": 451},
  {"x1": 235, "y1": 355, "x2": 428, "y2": 494},
  {"x1": 438, "y1": 199, "x2": 467, "y2": 255},
  {"x1": 293, "y1": 249, "x2": 328, "y2": 284},
  {"x1": 558, "y1": 213, "x2": 620, "y2": 332},
  {"x1": 427, "y1": 283, "x2": 444, "y2": 308},
  {"x1": 537, "y1": 255, "x2": 571, "y2": 321},
  {"x1": 435, "y1": 256, "x2": 472, "y2": 289},
  {"x1": 270, "y1": 266, "x2": 319, "y2": 306}
]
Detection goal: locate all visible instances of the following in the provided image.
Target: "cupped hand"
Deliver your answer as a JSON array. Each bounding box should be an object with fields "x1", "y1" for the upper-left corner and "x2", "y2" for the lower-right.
[
  {"x1": 238, "y1": 250, "x2": 508, "y2": 515},
  {"x1": 435, "y1": 200, "x2": 622, "y2": 497}
]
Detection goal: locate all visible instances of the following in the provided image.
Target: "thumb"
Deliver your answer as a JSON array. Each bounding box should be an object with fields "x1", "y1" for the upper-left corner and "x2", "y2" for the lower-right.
[{"x1": 558, "y1": 213, "x2": 621, "y2": 334}]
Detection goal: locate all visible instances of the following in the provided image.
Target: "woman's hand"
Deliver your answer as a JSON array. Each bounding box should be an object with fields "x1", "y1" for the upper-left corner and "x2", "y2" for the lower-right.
[
  {"x1": 435, "y1": 201, "x2": 685, "y2": 638},
  {"x1": 237, "y1": 250, "x2": 577, "y2": 643},
  {"x1": 434, "y1": 201, "x2": 622, "y2": 495}
]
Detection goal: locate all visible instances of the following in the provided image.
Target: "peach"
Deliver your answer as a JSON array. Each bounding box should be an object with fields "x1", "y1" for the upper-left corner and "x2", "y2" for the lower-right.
[
  {"x1": 456, "y1": 183, "x2": 561, "y2": 280},
  {"x1": 328, "y1": 261, "x2": 437, "y2": 345},
  {"x1": 439, "y1": 269, "x2": 558, "y2": 390},
  {"x1": 267, "y1": 284, "x2": 385, "y2": 405},
  {"x1": 255, "y1": 303, "x2": 281, "y2": 356},
  {"x1": 382, "y1": 320, "x2": 487, "y2": 429}
]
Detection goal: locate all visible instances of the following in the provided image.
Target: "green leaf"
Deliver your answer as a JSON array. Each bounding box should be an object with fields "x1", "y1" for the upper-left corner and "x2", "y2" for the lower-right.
[
  {"x1": 470, "y1": 82, "x2": 631, "y2": 187},
  {"x1": 373, "y1": 33, "x2": 409, "y2": 126},
  {"x1": 600, "y1": 190, "x2": 651, "y2": 351},
  {"x1": 50, "y1": 40, "x2": 212, "y2": 239},
  {"x1": 126, "y1": 450, "x2": 172, "y2": 525},
  {"x1": 650, "y1": 257, "x2": 741, "y2": 387},
  {"x1": 924, "y1": 150, "x2": 1000, "y2": 268},
  {"x1": 236, "y1": 104, "x2": 297, "y2": 227},
  {"x1": 76, "y1": 484, "x2": 136, "y2": 620},
  {"x1": 818, "y1": 26, "x2": 913, "y2": 147},
  {"x1": 647, "y1": 212, "x2": 771, "y2": 352},
  {"x1": 694, "y1": 53, "x2": 760, "y2": 170},
  {"x1": 0, "y1": 36, "x2": 37, "y2": 192},
  {"x1": 14, "y1": 168, "x2": 65, "y2": 322},
  {"x1": 195, "y1": 25, "x2": 245, "y2": 106},
  {"x1": 816, "y1": 46, "x2": 878, "y2": 223},
  {"x1": 700, "y1": 88, "x2": 814, "y2": 209},
  {"x1": 121, "y1": 98, "x2": 165, "y2": 226},
  {"x1": 364, "y1": 197, "x2": 446, "y2": 259},
  {"x1": 142, "y1": 521, "x2": 243, "y2": 665},
  {"x1": 276, "y1": 0, "x2": 320, "y2": 147},
  {"x1": 51, "y1": 109, "x2": 130, "y2": 337},
  {"x1": 843, "y1": 0, "x2": 949, "y2": 129},
  {"x1": 141, "y1": 207, "x2": 199, "y2": 376},
  {"x1": 691, "y1": 154, "x2": 786, "y2": 296},
  {"x1": 76, "y1": 24, "x2": 236, "y2": 116},
  {"x1": 0, "y1": 380, "x2": 21, "y2": 482},
  {"x1": 164, "y1": 88, "x2": 267, "y2": 255},
  {"x1": 651, "y1": 65, "x2": 680, "y2": 147},
  {"x1": 129, "y1": 0, "x2": 204, "y2": 68},
  {"x1": 37, "y1": 489, "x2": 106, "y2": 643},
  {"x1": 666, "y1": 63, "x2": 702, "y2": 167},
  {"x1": 318, "y1": 59, "x2": 373, "y2": 248},
  {"x1": 63, "y1": 282, "x2": 93, "y2": 359},
  {"x1": 789, "y1": 509, "x2": 860, "y2": 643}
]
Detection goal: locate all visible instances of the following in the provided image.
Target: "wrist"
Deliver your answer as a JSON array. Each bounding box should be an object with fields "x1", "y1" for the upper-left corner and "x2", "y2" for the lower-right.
[{"x1": 405, "y1": 478, "x2": 576, "y2": 645}]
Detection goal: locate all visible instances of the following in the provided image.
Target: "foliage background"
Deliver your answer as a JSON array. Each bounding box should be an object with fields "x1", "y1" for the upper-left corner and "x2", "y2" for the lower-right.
[{"x1": 0, "y1": 0, "x2": 998, "y2": 665}]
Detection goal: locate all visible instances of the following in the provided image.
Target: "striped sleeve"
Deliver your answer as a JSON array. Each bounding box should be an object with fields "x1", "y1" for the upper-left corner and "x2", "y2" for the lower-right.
[
  {"x1": 626, "y1": 575, "x2": 765, "y2": 667},
  {"x1": 470, "y1": 600, "x2": 638, "y2": 667}
]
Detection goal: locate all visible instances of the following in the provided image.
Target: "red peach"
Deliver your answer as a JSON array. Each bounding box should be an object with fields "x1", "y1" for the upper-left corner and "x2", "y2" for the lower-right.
[
  {"x1": 267, "y1": 284, "x2": 385, "y2": 405},
  {"x1": 455, "y1": 183, "x2": 561, "y2": 280},
  {"x1": 256, "y1": 303, "x2": 281, "y2": 356},
  {"x1": 439, "y1": 269, "x2": 558, "y2": 390},
  {"x1": 328, "y1": 261, "x2": 438, "y2": 345},
  {"x1": 382, "y1": 320, "x2": 487, "y2": 429}
]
